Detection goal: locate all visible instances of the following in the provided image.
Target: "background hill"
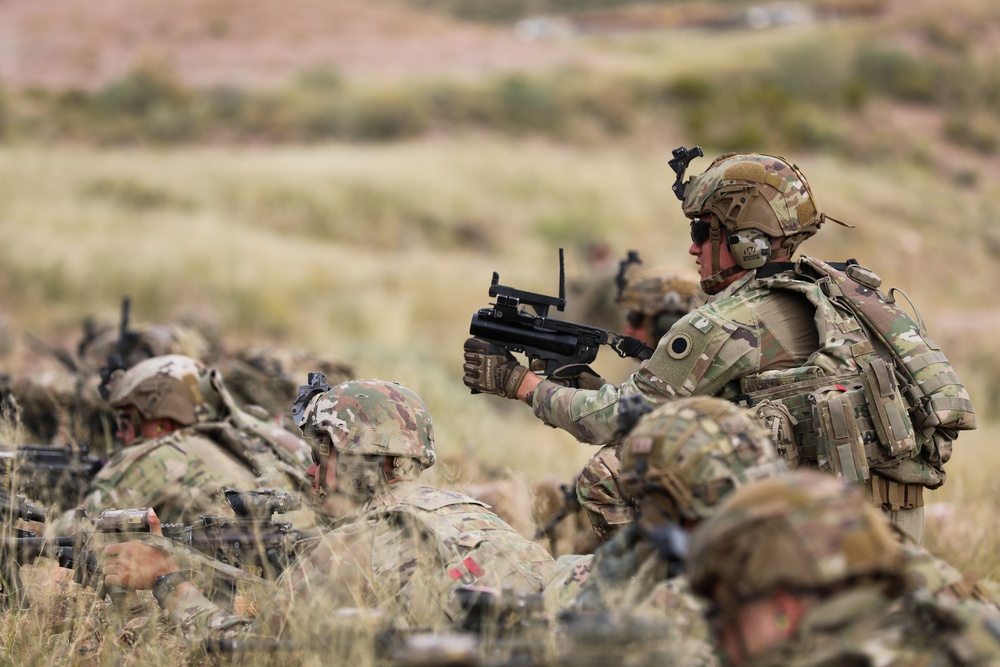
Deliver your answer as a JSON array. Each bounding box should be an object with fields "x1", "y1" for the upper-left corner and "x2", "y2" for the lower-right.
[{"x1": 0, "y1": 0, "x2": 998, "y2": 597}]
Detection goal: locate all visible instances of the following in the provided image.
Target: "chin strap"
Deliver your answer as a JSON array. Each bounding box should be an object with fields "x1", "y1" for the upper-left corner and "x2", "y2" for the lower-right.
[{"x1": 699, "y1": 218, "x2": 745, "y2": 293}]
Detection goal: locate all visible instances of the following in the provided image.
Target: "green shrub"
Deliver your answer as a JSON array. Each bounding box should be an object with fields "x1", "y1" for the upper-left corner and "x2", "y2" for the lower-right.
[
  {"x1": 491, "y1": 74, "x2": 563, "y2": 134},
  {"x1": 93, "y1": 63, "x2": 189, "y2": 117},
  {"x1": 851, "y1": 46, "x2": 942, "y2": 103},
  {"x1": 943, "y1": 112, "x2": 998, "y2": 155}
]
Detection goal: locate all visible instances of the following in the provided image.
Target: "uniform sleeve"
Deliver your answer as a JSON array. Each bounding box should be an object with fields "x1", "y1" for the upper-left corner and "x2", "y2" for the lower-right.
[
  {"x1": 99, "y1": 439, "x2": 258, "y2": 525},
  {"x1": 530, "y1": 307, "x2": 761, "y2": 445},
  {"x1": 165, "y1": 522, "x2": 379, "y2": 645},
  {"x1": 576, "y1": 444, "x2": 634, "y2": 543},
  {"x1": 164, "y1": 583, "x2": 252, "y2": 644}
]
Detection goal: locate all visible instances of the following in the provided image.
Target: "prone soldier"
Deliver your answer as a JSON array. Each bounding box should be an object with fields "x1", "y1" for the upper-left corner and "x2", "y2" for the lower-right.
[
  {"x1": 547, "y1": 396, "x2": 786, "y2": 667},
  {"x1": 687, "y1": 471, "x2": 1000, "y2": 666},
  {"x1": 47, "y1": 354, "x2": 319, "y2": 533},
  {"x1": 100, "y1": 378, "x2": 555, "y2": 648}
]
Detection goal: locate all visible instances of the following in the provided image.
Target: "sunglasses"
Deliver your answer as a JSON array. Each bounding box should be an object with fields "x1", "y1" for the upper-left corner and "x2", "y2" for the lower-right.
[{"x1": 690, "y1": 219, "x2": 713, "y2": 246}]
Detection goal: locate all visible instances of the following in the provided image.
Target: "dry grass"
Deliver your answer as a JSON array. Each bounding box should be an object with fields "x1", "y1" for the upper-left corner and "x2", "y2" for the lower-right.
[{"x1": 0, "y1": 0, "x2": 998, "y2": 660}]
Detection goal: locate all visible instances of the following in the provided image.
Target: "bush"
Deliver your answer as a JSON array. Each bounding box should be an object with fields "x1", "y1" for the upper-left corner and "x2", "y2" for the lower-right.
[
  {"x1": 943, "y1": 112, "x2": 998, "y2": 155},
  {"x1": 851, "y1": 47, "x2": 943, "y2": 104}
]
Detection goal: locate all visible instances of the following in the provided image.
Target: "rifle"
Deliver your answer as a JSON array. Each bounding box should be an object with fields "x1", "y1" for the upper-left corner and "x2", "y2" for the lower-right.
[
  {"x1": 0, "y1": 489, "x2": 306, "y2": 609},
  {"x1": 0, "y1": 442, "x2": 104, "y2": 509},
  {"x1": 98, "y1": 296, "x2": 132, "y2": 400},
  {"x1": 533, "y1": 481, "x2": 580, "y2": 545},
  {"x1": 0, "y1": 490, "x2": 98, "y2": 607},
  {"x1": 98, "y1": 488, "x2": 316, "y2": 581},
  {"x1": 469, "y1": 249, "x2": 653, "y2": 384}
]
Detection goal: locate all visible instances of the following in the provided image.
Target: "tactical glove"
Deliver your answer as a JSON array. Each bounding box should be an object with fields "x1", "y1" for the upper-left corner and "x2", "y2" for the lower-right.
[
  {"x1": 548, "y1": 363, "x2": 608, "y2": 391},
  {"x1": 463, "y1": 338, "x2": 528, "y2": 399}
]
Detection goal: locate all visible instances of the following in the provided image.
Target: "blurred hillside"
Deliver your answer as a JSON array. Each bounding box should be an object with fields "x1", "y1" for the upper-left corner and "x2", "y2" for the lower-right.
[{"x1": 0, "y1": 0, "x2": 998, "y2": 472}]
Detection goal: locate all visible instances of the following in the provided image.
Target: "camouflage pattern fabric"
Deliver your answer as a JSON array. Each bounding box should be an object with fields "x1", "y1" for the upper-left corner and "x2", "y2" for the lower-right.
[
  {"x1": 575, "y1": 442, "x2": 634, "y2": 544},
  {"x1": 615, "y1": 264, "x2": 705, "y2": 319},
  {"x1": 681, "y1": 152, "x2": 821, "y2": 241},
  {"x1": 162, "y1": 481, "x2": 554, "y2": 644},
  {"x1": 901, "y1": 541, "x2": 999, "y2": 609},
  {"x1": 743, "y1": 586, "x2": 1000, "y2": 667},
  {"x1": 211, "y1": 344, "x2": 353, "y2": 421},
  {"x1": 685, "y1": 472, "x2": 1000, "y2": 666},
  {"x1": 529, "y1": 260, "x2": 953, "y2": 536},
  {"x1": 46, "y1": 425, "x2": 318, "y2": 535},
  {"x1": 530, "y1": 270, "x2": 821, "y2": 444},
  {"x1": 559, "y1": 525, "x2": 717, "y2": 666},
  {"x1": 542, "y1": 553, "x2": 593, "y2": 616},
  {"x1": 304, "y1": 380, "x2": 435, "y2": 468},
  {"x1": 0, "y1": 316, "x2": 351, "y2": 454},
  {"x1": 47, "y1": 430, "x2": 253, "y2": 534}
]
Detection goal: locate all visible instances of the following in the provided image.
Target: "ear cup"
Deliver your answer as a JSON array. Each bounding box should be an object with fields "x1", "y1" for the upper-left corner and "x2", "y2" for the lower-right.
[{"x1": 727, "y1": 230, "x2": 771, "y2": 269}]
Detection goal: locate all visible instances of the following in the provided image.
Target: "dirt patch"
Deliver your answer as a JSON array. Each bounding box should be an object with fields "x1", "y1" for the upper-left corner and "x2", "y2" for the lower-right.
[{"x1": 0, "y1": 0, "x2": 576, "y2": 90}]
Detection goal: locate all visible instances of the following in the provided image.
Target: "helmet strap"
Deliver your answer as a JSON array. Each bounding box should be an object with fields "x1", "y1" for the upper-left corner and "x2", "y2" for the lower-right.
[
  {"x1": 318, "y1": 438, "x2": 333, "y2": 494},
  {"x1": 700, "y1": 218, "x2": 747, "y2": 293}
]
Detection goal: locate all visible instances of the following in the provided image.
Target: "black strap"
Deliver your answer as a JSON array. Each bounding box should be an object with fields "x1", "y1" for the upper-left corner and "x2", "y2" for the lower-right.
[{"x1": 754, "y1": 259, "x2": 856, "y2": 280}]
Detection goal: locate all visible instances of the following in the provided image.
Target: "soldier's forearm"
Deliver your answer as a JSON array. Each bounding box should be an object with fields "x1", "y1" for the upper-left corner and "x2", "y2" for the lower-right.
[{"x1": 529, "y1": 380, "x2": 623, "y2": 445}]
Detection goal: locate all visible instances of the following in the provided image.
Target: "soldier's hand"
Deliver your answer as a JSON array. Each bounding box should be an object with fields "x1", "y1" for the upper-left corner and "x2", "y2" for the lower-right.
[
  {"x1": 101, "y1": 508, "x2": 179, "y2": 590},
  {"x1": 463, "y1": 338, "x2": 528, "y2": 399},
  {"x1": 548, "y1": 363, "x2": 608, "y2": 391}
]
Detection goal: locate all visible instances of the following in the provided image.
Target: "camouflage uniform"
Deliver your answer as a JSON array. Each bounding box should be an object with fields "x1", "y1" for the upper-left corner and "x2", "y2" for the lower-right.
[
  {"x1": 573, "y1": 262, "x2": 706, "y2": 546},
  {"x1": 687, "y1": 471, "x2": 1000, "y2": 667},
  {"x1": 157, "y1": 379, "x2": 554, "y2": 645},
  {"x1": 550, "y1": 397, "x2": 787, "y2": 667},
  {"x1": 526, "y1": 152, "x2": 975, "y2": 544},
  {"x1": 1, "y1": 311, "x2": 352, "y2": 455},
  {"x1": 47, "y1": 355, "x2": 316, "y2": 533},
  {"x1": 615, "y1": 261, "x2": 706, "y2": 344},
  {"x1": 574, "y1": 443, "x2": 633, "y2": 544}
]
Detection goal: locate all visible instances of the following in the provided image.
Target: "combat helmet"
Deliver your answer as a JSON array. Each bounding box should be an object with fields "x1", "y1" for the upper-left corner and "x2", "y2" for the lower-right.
[
  {"x1": 681, "y1": 152, "x2": 824, "y2": 292},
  {"x1": 297, "y1": 379, "x2": 435, "y2": 500},
  {"x1": 616, "y1": 264, "x2": 706, "y2": 341},
  {"x1": 107, "y1": 354, "x2": 221, "y2": 426},
  {"x1": 687, "y1": 471, "x2": 904, "y2": 612},
  {"x1": 619, "y1": 396, "x2": 786, "y2": 525}
]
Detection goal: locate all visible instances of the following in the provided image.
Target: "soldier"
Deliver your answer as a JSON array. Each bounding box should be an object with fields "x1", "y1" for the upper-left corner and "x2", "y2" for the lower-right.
[
  {"x1": 615, "y1": 257, "x2": 706, "y2": 349},
  {"x1": 101, "y1": 378, "x2": 555, "y2": 645},
  {"x1": 47, "y1": 354, "x2": 317, "y2": 532},
  {"x1": 548, "y1": 396, "x2": 786, "y2": 667},
  {"x1": 464, "y1": 150, "x2": 976, "y2": 544},
  {"x1": 686, "y1": 471, "x2": 1000, "y2": 666},
  {"x1": 2, "y1": 304, "x2": 353, "y2": 454},
  {"x1": 573, "y1": 258, "x2": 707, "y2": 549}
]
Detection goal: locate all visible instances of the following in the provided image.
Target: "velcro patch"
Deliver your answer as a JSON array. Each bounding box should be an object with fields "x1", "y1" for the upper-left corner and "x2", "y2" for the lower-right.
[
  {"x1": 667, "y1": 333, "x2": 693, "y2": 359},
  {"x1": 689, "y1": 315, "x2": 714, "y2": 334},
  {"x1": 628, "y1": 436, "x2": 655, "y2": 455}
]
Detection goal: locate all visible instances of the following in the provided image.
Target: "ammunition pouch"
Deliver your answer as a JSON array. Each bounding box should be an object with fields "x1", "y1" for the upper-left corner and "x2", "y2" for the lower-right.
[{"x1": 737, "y1": 360, "x2": 922, "y2": 494}]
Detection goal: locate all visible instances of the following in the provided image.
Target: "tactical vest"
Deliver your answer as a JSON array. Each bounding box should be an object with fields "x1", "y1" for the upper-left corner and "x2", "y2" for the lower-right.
[
  {"x1": 371, "y1": 484, "x2": 552, "y2": 623},
  {"x1": 735, "y1": 256, "x2": 975, "y2": 503}
]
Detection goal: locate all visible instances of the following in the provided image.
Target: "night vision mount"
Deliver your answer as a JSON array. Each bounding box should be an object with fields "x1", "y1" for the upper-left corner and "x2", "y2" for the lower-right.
[{"x1": 669, "y1": 145, "x2": 704, "y2": 202}]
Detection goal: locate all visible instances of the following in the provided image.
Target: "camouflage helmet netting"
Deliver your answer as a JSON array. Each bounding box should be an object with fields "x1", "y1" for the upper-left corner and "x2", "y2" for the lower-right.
[
  {"x1": 687, "y1": 471, "x2": 903, "y2": 607},
  {"x1": 619, "y1": 396, "x2": 785, "y2": 523},
  {"x1": 615, "y1": 265, "x2": 706, "y2": 317},
  {"x1": 107, "y1": 354, "x2": 221, "y2": 425},
  {"x1": 682, "y1": 153, "x2": 821, "y2": 246},
  {"x1": 301, "y1": 379, "x2": 436, "y2": 470}
]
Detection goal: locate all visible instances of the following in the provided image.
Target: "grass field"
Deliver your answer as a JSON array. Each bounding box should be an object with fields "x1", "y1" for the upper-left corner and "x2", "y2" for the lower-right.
[{"x1": 0, "y1": 0, "x2": 998, "y2": 661}]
